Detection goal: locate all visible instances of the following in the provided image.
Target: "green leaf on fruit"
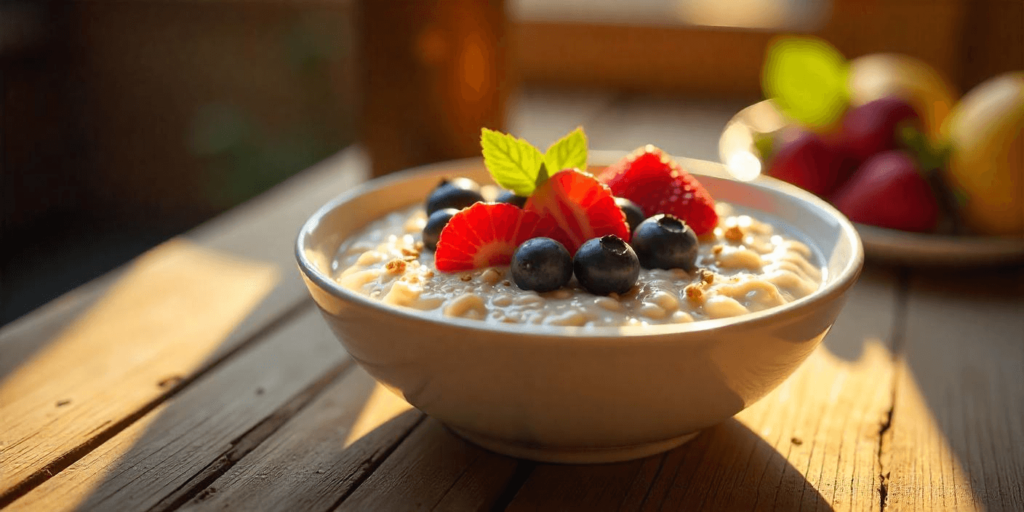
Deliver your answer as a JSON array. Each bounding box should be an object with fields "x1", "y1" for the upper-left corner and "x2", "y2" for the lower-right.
[
  {"x1": 762, "y1": 36, "x2": 850, "y2": 129},
  {"x1": 535, "y1": 162, "x2": 550, "y2": 190},
  {"x1": 544, "y1": 127, "x2": 588, "y2": 173},
  {"x1": 899, "y1": 123, "x2": 950, "y2": 173},
  {"x1": 481, "y1": 128, "x2": 546, "y2": 196},
  {"x1": 952, "y1": 187, "x2": 969, "y2": 208}
]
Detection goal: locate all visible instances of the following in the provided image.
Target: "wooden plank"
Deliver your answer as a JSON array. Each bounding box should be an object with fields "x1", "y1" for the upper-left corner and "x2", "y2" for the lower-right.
[
  {"x1": 178, "y1": 368, "x2": 422, "y2": 512},
  {"x1": 5, "y1": 307, "x2": 349, "y2": 512},
  {"x1": 505, "y1": 268, "x2": 902, "y2": 511},
  {"x1": 0, "y1": 147, "x2": 369, "y2": 503},
  {"x1": 886, "y1": 269, "x2": 1024, "y2": 511},
  {"x1": 335, "y1": 418, "x2": 523, "y2": 512}
]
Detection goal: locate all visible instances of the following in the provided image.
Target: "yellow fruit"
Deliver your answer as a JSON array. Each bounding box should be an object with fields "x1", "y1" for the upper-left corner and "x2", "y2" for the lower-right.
[
  {"x1": 943, "y1": 72, "x2": 1024, "y2": 236},
  {"x1": 848, "y1": 53, "x2": 958, "y2": 139}
]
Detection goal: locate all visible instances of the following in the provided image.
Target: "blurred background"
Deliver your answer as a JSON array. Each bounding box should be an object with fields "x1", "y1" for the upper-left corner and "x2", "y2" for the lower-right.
[{"x1": 1, "y1": 0, "x2": 1021, "y2": 326}]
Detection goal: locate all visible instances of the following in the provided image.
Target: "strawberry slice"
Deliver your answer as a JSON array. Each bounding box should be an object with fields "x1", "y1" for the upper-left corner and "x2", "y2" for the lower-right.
[
  {"x1": 435, "y1": 202, "x2": 551, "y2": 272},
  {"x1": 524, "y1": 169, "x2": 630, "y2": 256},
  {"x1": 600, "y1": 146, "x2": 718, "y2": 235}
]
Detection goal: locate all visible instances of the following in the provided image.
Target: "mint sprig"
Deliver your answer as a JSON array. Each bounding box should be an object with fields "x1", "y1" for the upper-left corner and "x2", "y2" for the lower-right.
[
  {"x1": 544, "y1": 127, "x2": 588, "y2": 174},
  {"x1": 481, "y1": 128, "x2": 545, "y2": 196},
  {"x1": 481, "y1": 127, "x2": 588, "y2": 196}
]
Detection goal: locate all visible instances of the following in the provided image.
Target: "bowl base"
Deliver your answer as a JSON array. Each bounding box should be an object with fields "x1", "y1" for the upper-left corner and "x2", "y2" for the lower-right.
[{"x1": 449, "y1": 427, "x2": 701, "y2": 464}]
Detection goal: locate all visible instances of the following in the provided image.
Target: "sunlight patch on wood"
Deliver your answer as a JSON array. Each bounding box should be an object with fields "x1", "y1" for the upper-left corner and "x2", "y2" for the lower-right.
[
  {"x1": 345, "y1": 382, "x2": 413, "y2": 447},
  {"x1": 0, "y1": 239, "x2": 279, "y2": 498}
]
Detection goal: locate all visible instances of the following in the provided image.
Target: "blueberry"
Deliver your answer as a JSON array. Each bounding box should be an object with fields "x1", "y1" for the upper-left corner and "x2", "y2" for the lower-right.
[
  {"x1": 573, "y1": 235, "x2": 640, "y2": 296},
  {"x1": 615, "y1": 197, "x2": 646, "y2": 233},
  {"x1": 496, "y1": 190, "x2": 528, "y2": 208},
  {"x1": 630, "y1": 214, "x2": 699, "y2": 270},
  {"x1": 511, "y1": 238, "x2": 573, "y2": 292},
  {"x1": 422, "y1": 208, "x2": 458, "y2": 251},
  {"x1": 426, "y1": 177, "x2": 483, "y2": 216}
]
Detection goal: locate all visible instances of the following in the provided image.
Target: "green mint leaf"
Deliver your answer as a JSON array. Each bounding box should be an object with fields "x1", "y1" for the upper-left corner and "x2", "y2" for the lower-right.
[
  {"x1": 762, "y1": 36, "x2": 850, "y2": 129},
  {"x1": 535, "y1": 163, "x2": 550, "y2": 190},
  {"x1": 481, "y1": 128, "x2": 545, "y2": 196},
  {"x1": 544, "y1": 127, "x2": 588, "y2": 173}
]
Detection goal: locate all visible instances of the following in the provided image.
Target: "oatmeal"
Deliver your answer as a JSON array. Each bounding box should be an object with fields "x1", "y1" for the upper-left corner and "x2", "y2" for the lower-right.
[{"x1": 332, "y1": 202, "x2": 823, "y2": 328}]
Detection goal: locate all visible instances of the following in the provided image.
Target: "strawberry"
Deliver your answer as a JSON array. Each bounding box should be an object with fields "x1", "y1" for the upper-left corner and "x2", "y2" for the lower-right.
[
  {"x1": 524, "y1": 169, "x2": 630, "y2": 256},
  {"x1": 599, "y1": 146, "x2": 718, "y2": 235},
  {"x1": 840, "y1": 97, "x2": 921, "y2": 163},
  {"x1": 434, "y1": 203, "x2": 553, "y2": 272},
  {"x1": 831, "y1": 150, "x2": 939, "y2": 232},
  {"x1": 767, "y1": 131, "x2": 858, "y2": 197}
]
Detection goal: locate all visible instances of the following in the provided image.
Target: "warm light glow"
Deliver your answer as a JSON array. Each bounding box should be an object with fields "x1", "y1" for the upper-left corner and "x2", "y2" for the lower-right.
[
  {"x1": 0, "y1": 240, "x2": 280, "y2": 507},
  {"x1": 457, "y1": 32, "x2": 489, "y2": 103},
  {"x1": 726, "y1": 151, "x2": 763, "y2": 182},
  {"x1": 344, "y1": 381, "x2": 413, "y2": 446},
  {"x1": 675, "y1": 0, "x2": 786, "y2": 29}
]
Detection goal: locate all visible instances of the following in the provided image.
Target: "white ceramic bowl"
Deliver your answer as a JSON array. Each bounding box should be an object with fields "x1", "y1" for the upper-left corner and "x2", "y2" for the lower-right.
[{"x1": 296, "y1": 157, "x2": 863, "y2": 464}]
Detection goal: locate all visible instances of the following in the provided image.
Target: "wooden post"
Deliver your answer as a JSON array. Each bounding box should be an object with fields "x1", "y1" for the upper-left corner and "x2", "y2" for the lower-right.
[{"x1": 358, "y1": 0, "x2": 511, "y2": 177}]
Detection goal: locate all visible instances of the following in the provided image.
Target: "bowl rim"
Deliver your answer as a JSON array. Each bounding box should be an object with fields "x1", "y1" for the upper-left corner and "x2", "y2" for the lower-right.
[{"x1": 295, "y1": 155, "x2": 864, "y2": 339}]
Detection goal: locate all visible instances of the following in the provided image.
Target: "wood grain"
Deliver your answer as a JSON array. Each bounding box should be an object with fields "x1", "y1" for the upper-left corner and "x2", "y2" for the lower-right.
[
  {"x1": 179, "y1": 368, "x2": 422, "y2": 512},
  {"x1": 5, "y1": 307, "x2": 348, "y2": 512},
  {"x1": 335, "y1": 418, "x2": 522, "y2": 511},
  {"x1": 0, "y1": 148, "x2": 369, "y2": 503},
  {"x1": 886, "y1": 270, "x2": 1024, "y2": 512},
  {"x1": 505, "y1": 268, "x2": 902, "y2": 511}
]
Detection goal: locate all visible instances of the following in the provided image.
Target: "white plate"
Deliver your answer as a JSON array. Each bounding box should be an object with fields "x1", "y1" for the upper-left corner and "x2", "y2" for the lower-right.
[
  {"x1": 717, "y1": 100, "x2": 1024, "y2": 267},
  {"x1": 853, "y1": 224, "x2": 1024, "y2": 266}
]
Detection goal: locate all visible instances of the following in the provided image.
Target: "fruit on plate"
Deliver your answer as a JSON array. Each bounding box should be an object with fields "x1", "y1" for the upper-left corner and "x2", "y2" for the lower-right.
[
  {"x1": 600, "y1": 146, "x2": 719, "y2": 236},
  {"x1": 510, "y1": 237, "x2": 573, "y2": 292},
  {"x1": 766, "y1": 130, "x2": 856, "y2": 197},
  {"x1": 841, "y1": 97, "x2": 922, "y2": 162},
  {"x1": 942, "y1": 72, "x2": 1024, "y2": 236},
  {"x1": 832, "y1": 150, "x2": 939, "y2": 232},
  {"x1": 848, "y1": 53, "x2": 958, "y2": 139},
  {"x1": 525, "y1": 169, "x2": 631, "y2": 256},
  {"x1": 434, "y1": 203, "x2": 553, "y2": 272},
  {"x1": 761, "y1": 36, "x2": 850, "y2": 131},
  {"x1": 573, "y1": 235, "x2": 640, "y2": 296}
]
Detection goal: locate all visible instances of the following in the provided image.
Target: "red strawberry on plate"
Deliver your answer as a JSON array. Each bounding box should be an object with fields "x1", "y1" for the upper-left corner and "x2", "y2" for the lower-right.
[
  {"x1": 599, "y1": 146, "x2": 718, "y2": 235},
  {"x1": 435, "y1": 202, "x2": 553, "y2": 272},
  {"x1": 525, "y1": 169, "x2": 630, "y2": 255},
  {"x1": 840, "y1": 97, "x2": 921, "y2": 163},
  {"x1": 831, "y1": 150, "x2": 939, "y2": 232},
  {"x1": 767, "y1": 130, "x2": 858, "y2": 197}
]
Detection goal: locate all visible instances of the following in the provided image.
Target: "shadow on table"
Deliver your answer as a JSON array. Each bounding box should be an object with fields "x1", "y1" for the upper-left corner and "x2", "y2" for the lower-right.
[
  {"x1": 501, "y1": 419, "x2": 833, "y2": 511},
  {"x1": 821, "y1": 261, "x2": 1024, "y2": 508},
  {"x1": 818, "y1": 265, "x2": 904, "y2": 364},
  {"x1": 885, "y1": 267, "x2": 1024, "y2": 509}
]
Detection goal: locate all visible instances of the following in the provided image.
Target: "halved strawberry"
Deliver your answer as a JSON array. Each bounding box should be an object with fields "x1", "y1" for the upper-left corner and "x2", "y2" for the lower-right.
[
  {"x1": 524, "y1": 169, "x2": 630, "y2": 255},
  {"x1": 435, "y1": 203, "x2": 551, "y2": 272},
  {"x1": 599, "y1": 146, "x2": 718, "y2": 235}
]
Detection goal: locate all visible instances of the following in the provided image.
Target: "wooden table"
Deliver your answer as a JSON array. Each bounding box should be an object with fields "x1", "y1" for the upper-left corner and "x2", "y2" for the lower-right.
[{"x1": 2, "y1": 92, "x2": 1023, "y2": 511}]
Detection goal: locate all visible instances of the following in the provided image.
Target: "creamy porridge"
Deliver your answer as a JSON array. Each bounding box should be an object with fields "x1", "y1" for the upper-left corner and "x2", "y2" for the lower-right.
[{"x1": 332, "y1": 202, "x2": 823, "y2": 328}]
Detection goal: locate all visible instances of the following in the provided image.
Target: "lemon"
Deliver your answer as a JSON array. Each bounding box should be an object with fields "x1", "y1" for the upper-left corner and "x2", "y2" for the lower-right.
[{"x1": 942, "y1": 72, "x2": 1024, "y2": 236}]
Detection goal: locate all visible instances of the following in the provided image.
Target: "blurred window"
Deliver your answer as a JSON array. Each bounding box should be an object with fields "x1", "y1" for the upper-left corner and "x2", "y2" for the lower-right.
[{"x1": 511, "y1": 0, "x2": 830, "y2": 30}]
